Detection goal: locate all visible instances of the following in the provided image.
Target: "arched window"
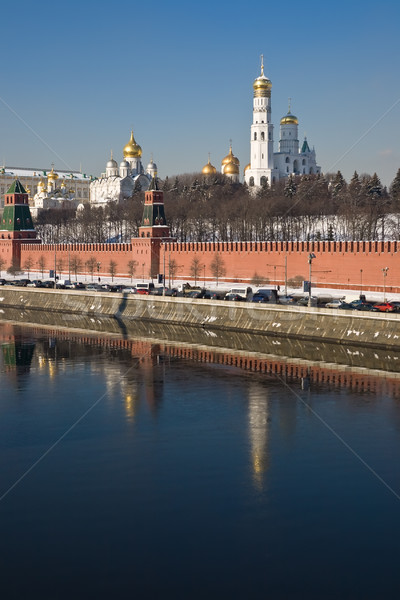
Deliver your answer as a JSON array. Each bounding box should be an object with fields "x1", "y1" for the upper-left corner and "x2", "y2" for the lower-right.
[
  {"x1": 261, "y1": 132, "x2": 265, "y2": 141},
  {"x1": 249, "y1": 177, "x2": 254, "y2": 187},
  {"x1": 302, "y1": 159, "x2": 306, "y2": 165},
  {"x1": 260, "y1": 176, "x2": 267, "y2": 187},
  {"x1": 254, "y1": 132, "x2": 257, "y2": 140},
  {"x1": 285, "y1": 157, "x2": 290, "y2": 163},
  {"x1": 287, "y1": 166, "x2": 289, "y2": 173}
]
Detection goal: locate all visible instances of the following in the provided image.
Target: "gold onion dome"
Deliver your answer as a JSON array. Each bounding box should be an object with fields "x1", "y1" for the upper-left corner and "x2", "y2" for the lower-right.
[
  {"x1": 222, "y1": 146, "x2": 239, "y2": 167},
  {"x1": 224, "y1": 160, "x2": 239, "y2": 175},
  {"x1": 202, "y1": 157, "x2": 217, "y2": 175},
  {"x1": 280, "y1": 111, "x2": 298, "y2": 125},
  {"x1": 47, "y1": 167, "x2": 59, "y2": 180},
  {"x1": 123, "y1": 130, "x2": 142, "y2": 158},
  {"x1": 244, "y1": 163, "x2": 251, "y2": 173},
  {"x1": 253, "y1": 60, "x2": 272, "y2": 96}
]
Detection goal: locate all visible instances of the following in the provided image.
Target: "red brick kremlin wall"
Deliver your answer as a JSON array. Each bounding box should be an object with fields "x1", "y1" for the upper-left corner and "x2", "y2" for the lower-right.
[{"x1": 13, "y1": 239, "x2": 400, "y2": 294}]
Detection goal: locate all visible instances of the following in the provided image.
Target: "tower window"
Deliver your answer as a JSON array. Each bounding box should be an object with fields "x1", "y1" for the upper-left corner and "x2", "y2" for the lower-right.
[
  {"x1": 249, "y1": 177, "x2": 254, "y2": 187},
  {"x1": 254, "y1": 133, "x2": 257, "y2": 140},
  {"x1": 285, "y1": 157, "x2": 290, "y2": 163},
  {"x1": 261, "y1": 132, "x2": 265, "y2": 141}
]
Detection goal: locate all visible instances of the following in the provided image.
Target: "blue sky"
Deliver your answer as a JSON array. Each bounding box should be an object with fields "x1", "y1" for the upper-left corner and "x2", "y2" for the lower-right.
[{"x1": 1, "y1": 0, "x2": 399, "y2": 187}]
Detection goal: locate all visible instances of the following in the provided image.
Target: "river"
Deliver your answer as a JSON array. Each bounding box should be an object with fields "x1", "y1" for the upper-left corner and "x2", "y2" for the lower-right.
[{"x1": 1, "y1": 321, "x2": 400, "y2": 599}]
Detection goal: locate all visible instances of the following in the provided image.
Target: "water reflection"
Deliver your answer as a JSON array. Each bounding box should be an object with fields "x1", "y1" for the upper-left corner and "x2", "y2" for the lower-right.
[{"x1": 248, "y1": 383, "x2": 270, "y2": 490}]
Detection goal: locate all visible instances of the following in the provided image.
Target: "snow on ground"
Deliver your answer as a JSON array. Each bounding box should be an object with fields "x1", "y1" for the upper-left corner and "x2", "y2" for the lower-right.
[{"x1": 9, "y1": 269, "x2": 399, "y2": 303}]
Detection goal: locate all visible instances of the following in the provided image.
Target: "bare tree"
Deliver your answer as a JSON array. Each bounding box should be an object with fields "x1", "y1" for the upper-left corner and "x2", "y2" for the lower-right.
[
  {"x1": 108, "y1": 260, "x2": 117, "y2": 282},
  {"x1": 86, "y1": 257, "x2": 97, "y2": 281},
  {"x1": 37, "y1": 255, "x2": 46, "y2": 278},
  {"x1": 7, "y1": 258, "x2": 21, "y2": 279},
  {"x1": 23, "y1": 255, "x2": 34, "y2": 279},
  {"x1": 56, "y1": 258, "x2": 64, "y2": 278},
  {"x1": 127, "y1": 259, "x2": 138, "y2": 282},
  {"x1": 169, "y1": 258, "x2": 179, "y2": 285},
  {"x1": 70, "y1": 255, "x2": 82, "y2": 281},
  {"x1": 210, "y1": 253, "x2": 226, "y2": 286},
  {"x1": 189, "y1": 256, "x2": 203, "y2": 286}
]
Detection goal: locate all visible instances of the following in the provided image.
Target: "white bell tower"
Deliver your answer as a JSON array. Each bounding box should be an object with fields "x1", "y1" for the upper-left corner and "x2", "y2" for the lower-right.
[{"x1": 244, "y1": 56, "x2": 279, "y2": 189}]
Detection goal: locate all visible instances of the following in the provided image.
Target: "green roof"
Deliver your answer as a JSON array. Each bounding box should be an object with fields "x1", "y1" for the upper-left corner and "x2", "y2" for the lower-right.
[
  {"x1": 6, "y1": 179, "x2": 27, "y2": 195},
  {"x1": 301, "y1": 138, "x2": 311, "y2": 153}
]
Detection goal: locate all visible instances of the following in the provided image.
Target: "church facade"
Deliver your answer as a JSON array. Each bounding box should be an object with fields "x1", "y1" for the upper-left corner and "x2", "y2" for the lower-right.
[{"x1": 90, "y1": 131, "x2": 158, "y2": 205}]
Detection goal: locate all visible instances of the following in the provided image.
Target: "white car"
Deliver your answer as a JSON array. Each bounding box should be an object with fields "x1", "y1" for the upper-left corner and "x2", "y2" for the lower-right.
[{"x1": 325, "y1": 299, "x2": 345, "y2": 308}]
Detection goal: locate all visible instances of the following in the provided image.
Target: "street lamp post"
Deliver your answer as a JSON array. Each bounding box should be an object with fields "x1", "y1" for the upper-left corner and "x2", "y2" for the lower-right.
[
  {"x1": 360, "y1": 269, "x2": 363, "y2": 297},
  {"x1": 97, "y1": 261, "x2": 101, "y2": 283},
  {"x1": 203, "y1": 264, "x2": 206, "y2": 287},
  {"x1": 308, "y1": 253, "x2": 316, "y2": 307},
  {"x1": 382, "y1": 267, "x2": 389, "y2": 302}
]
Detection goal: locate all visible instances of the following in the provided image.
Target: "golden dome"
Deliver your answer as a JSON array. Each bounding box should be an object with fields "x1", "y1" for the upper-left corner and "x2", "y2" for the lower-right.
[
  {"x1": 202, "y1": 157, "x2": 217, "y2": 175},
  {"x1": 123, "y1": 130, "x2": 142, "y2": 158},
  {"x1": 37, "y1": 179, "x2": 45, "y2": 189},
  {"x1": 244, "y1": 163, "x2": 251, "y2": 173},
  {"x1": 253, "y1": 57, "x2": 272, "y2": 97},
  {"x1": 222, "y1": 145, "x2": 239, "y2": 167},
  {"x1": 224, "y1": 160, "x2": 239, "y2": 175},
  {"x1": 280, "y1": 111, "x2": 298, "y2": 125},
  {"x1": 47, "y1": 167, "x2": 59, "y2": 180}
]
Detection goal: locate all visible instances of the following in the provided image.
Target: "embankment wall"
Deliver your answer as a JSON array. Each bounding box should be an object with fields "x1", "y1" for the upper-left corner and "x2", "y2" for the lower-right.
[{"x1": 1, "y1": 287, "x2": 400, "y2": 350}]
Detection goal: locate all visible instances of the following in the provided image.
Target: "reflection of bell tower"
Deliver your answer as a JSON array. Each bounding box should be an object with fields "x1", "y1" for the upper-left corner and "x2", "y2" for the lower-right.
[{"x1": 248, "y1": 384, "x2": 270, "y2": 489}]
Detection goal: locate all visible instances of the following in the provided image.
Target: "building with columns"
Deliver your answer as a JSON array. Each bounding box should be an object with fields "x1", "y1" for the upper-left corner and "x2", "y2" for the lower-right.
[{"x1": 244, "y1": 59, "x2": 320, "y2": 188}]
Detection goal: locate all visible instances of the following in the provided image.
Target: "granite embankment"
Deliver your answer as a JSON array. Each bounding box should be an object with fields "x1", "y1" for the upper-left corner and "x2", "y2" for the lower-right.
[{"x1": 0, "y1": 287, "x2": 399, "y2": 350}]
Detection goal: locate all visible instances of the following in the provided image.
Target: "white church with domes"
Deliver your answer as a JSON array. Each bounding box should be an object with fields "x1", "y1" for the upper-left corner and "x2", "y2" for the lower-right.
[
  {"x1": 90, "y1": 131, "x2": 157, "y2": 205},
  {"x1": 243, "y1": 58, "x2": 320, "y2": 188}
]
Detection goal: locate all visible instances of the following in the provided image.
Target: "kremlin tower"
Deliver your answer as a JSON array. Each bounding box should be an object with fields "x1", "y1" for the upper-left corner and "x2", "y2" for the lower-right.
[{"x1": 0, "y1": 179, "x2": 41, "y2": 270}]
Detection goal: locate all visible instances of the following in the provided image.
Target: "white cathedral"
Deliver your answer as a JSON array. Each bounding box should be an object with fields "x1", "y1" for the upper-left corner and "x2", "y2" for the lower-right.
[
  {"x1": 90, "y1": 131, "x2": 157, "y2": 205},
  {"x1": 244, "y1": 58, "x2": 320, "y2": 188}
]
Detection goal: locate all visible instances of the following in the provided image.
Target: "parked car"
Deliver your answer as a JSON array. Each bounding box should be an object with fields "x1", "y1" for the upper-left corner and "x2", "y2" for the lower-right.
[
  {"x1": 373, "y1": 302, "x2": 396, "y2": 312},
  {"x1": 85, "y1": 283, "x2": 102, "y2": 291},
  {"x1": 71, "y1": 282, "x2": 85, "y2": 290},
  {"x1": 225, "y1": 293, "x2": 246, "y2": 302},
  {"x1": 14, "y1": 278, "x2": 31, "y2": 287},
  {"x1": 0, "y1": 278, "x2": 7, "y2": 285},
  {"x1": 26, "y1": 279, "x2": 44, "y2": 288},
  {"x1": 251, "y1": 292, "x2": 271, "y2": 303},
  {"x1": 325, "y1": 299, "x2": 345, "y2": 308}
]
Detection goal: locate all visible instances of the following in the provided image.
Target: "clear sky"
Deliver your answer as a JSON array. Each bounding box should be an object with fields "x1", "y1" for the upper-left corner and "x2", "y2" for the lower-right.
[{"x1": 1, "y1": 0, "x2": 399, "y2": 187}]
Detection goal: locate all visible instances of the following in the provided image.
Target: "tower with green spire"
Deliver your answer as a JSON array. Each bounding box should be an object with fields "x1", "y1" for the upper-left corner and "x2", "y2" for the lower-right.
[
  {"x1": 0, "y1": 179, "x2": 40, "y2": 269},
  {"x1": 131, "y1": 177, "x2": 174, "y2": 279}
]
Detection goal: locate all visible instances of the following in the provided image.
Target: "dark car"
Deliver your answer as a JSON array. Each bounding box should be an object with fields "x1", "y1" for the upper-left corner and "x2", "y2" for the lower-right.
[
  {"x1": 27, "y1": 279, "x2": 44, "y2": 287},
  {"x1": 251, "y1": 292, "x2": 270, "y2": 303},
  {"x1": 225, "y1": 293, "x2": 246, "y2": 302},
  {"x1": 15, "y1": 279, "x2": 31, "y2": 287},
  {"x1": 0, "y1": 278, "x2": 7, "y2": 285}
]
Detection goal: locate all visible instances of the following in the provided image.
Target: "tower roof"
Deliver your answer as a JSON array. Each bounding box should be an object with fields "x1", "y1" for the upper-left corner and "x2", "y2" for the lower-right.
[
  {"x1": 6, "y1": 179, "x2": 27, "y2": 195},
  {"x1": 301, "y1": 137, "x2": 311, "y2": 153},
  {"x1": 149, "y1": 176, "x2": 159, "y2": 191}
]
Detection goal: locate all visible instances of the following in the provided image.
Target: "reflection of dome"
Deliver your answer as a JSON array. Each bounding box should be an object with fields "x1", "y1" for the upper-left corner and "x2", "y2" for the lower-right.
[
  {"x1": 47, "y1": 167, "x2": 59, "y2": 180},
  {"x1": 202, "y1": 157, "x2": 217, "y2": 175},
  {"x1": 123, "y1": 131, "x2": 142, "y2": 158},
  {"x1": 224, "y1": 161, "x2": 239, "y2": 175},
  {"x1": 222, "y1": 146, "x2": 239, "y2": 167},
  {"x1": 280, "y1": 111, "x2": 298, "y2": 125}
]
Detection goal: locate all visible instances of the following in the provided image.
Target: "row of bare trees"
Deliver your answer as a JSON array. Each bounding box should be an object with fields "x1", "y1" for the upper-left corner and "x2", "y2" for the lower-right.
[{"x1": 30, "y1": 168, "x2": 400, "y2": 244}]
